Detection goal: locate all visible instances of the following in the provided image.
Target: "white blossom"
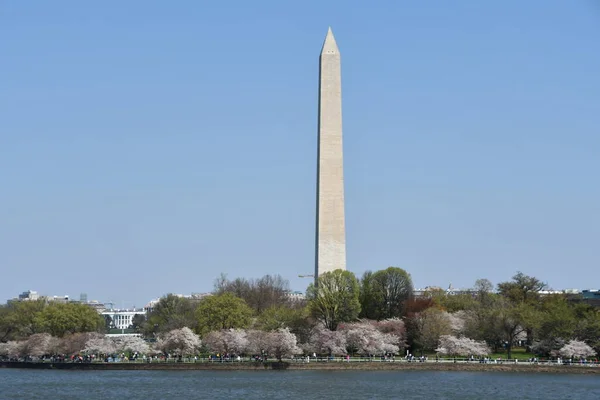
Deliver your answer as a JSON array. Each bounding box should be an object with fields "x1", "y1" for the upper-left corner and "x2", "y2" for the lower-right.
[
  {"x1": 447, "y1": 311, "x2": 466, "y2": 334},
  {"x1": 245, "y1": 329, "x2": 271, "y2": 355},
  {"x1": 435, "y1": 335, "x2": 490, "y2": 357},
  {"x1": 515, "y1": 328, "x2": 528, "y2": 342},
  {"x1": 113, "y1": 336, "x2": 150, "y2": 354},
  {"x1": 156, "y1": 327, "x2": 201, "y2": 356},
  {"x1": 203, "y1": 329, "x2": 248, "y2": 355},
  {"x1": 84, "y1": 334, "x2": 117, "y2": 355},
  {"x1": 306, "y1": 326, "x2": 347, "y2": 355},
  {"x1": 0, "y1": 341, "x2": 21, "y2": 358},
  {"x1": 246, "y1": 328, "x2": 301, "y2": 359},
  {"x1": 60, "y1": 332, "x2": 97, "y2": 356},
  {"x1": 266, "y1": 328, "x2": 301, "y2": 360},
  {"x1": 20, "y1": 333, "x2": 54, "y2": 357},
  {"x1": 373, "y1": 319, "x2": 407, "y2": 351},
  {"x1": 340, "y1": 322, "x2": 399, "y2": 355},
  {"x1": 559, "y1": 340, "x2": 596, "y2": 359}
]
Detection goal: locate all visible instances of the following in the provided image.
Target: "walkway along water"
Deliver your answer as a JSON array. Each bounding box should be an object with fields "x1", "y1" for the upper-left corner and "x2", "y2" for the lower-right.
[{"x1": 2, "y1": 358, "x2": 599, "y2": 373}]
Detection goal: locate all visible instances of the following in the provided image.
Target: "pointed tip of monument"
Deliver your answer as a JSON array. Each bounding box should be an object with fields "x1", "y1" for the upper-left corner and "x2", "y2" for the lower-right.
[{"x1": 321, "y1": 26, "x2": 339, "y2": 55}]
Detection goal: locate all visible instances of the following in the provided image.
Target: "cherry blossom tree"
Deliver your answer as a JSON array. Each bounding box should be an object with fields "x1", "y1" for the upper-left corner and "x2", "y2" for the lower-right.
[
  {"x1": 435, "y1": 335, "x2": 490, "y2": 357},
  {"x1": 59, "y1": 332, "x2": 97, "y2": 356},
  {"x1": 203, "y1": 329, "x2": 248, "y2": 355},
  {"x1": 340, "y1": 322, "x2": 400, "y2": 356},
  {"x1": 113, "y1": 336, "x2": 150, "y2": 355},
  {"x1": 559, "y1": 340, "x2": 596, "y2": 359},
  {"x1": 246, "y1": 329, "x2": 272, "y2": 357},
  {"x1": 370, "y1": 318, "x2": 407, "y2": 351},
  {"x1": 0, "y1": 341, "x2": 21, "y2": 359},
  {"x1": 246, "y1": 328, "x2": 301, "y2": 360},
  {"x1": 305, "y1": 326, "x2": 347, "y2": 356},
  {"x1": 370, "y1": 318, "x2": 406, "y2": 335},
  {"x1": 20, "y1": 333, "x2": 54, "y2": 357},
  {"x1": 265, "y1": 328, "x2": 301, "y2": 360},
  {"x1": 447, "y1": 311, "x2": 466, "y2": 334},
  {"x1": 156, "y1": 327, "x2": 201, "y2": 356},
  {"x1": 84, "y1": 334, "x2": 117, "y2": 356}
]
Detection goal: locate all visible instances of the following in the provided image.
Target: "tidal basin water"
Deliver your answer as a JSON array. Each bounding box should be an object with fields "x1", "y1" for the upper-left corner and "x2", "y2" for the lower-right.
[{"x1": 1, "y1": 369, "x2": 599, "y2": 400}]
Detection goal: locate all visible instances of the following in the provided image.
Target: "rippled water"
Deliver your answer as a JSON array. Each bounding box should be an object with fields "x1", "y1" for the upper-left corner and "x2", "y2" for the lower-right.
[{"x1": 0, "y1": 369, "x2": 599, "y2": 400}]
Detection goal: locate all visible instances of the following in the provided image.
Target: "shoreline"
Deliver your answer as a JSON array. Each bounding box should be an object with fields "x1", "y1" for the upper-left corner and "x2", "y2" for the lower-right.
[{"x1": 1, "y1": 361, "x2": 599, "y2": 374}]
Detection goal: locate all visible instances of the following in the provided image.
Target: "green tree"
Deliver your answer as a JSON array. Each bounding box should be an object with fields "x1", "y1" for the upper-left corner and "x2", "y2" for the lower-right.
[
  {"x1": 130, "y1": 314, "x2": 146, "y2": 332},
  {"x1": 144, "y1": 294, "x2": 198, "y2": 336},
  {"x1": 530, "y1": 294, "x2": 576, "y2": 356},
  {"x1": 474, "y1": 278, "x2": 493, "y2": 295},
  {"x1": 195, "y1": 293, "x2": 253, "y2": 336},
  {"x1": 434, "y1": 292, "x2": 478, "y2": 313},
  {"x1": 572, "y1": 303, "x2": 600, "y2": 354},
  {"x1": 360, "y1": 267, "x2": 413, "y2": 320},
  {"x1": 461, "y1": 299, "x2": 504, "y2": 352},
  {"x1": 538, "y1": 295, "x2": 576, "y2": 341},
  {"x1": 0, "y1": 300, "x2": 46, "y2": 341},
  {"x1": 307, "y1": 269, "x2": 361, "y2": 331},
  {"x1": 497, "y1": 272, "x2": 546, "y2": 346},
  {"x1": 214, "y1": 274, "x2": 291, "y2": 314},
  {"x1": 497, "y1": 272, "x2": 547, "y2": 304},
  {"x1": 497, "y1": 301, "x2": 537, "y2": 359},
  {"x1": 103, "y1": 314, "x2": 114, "y2": 331},
  {"x1": 470, "y1": 296, "x2": 540, "y2": 359},
  {"x1": 35, "y1": 303, "x2": 104, "y2": 337},
  {"x1": 411, "y1": 307, "x2": 452, "y2": 353},
  {"x1": 256, "y1": 305, "x2": 308, "y2": 332},
  {"x1": 358, "y1": 271, "x2": 378, "y2": 319}
]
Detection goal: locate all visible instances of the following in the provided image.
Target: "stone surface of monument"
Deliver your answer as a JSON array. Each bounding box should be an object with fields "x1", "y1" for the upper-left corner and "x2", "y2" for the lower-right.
[{"x1": 315, "y1": 27, "x2": 346, "y2": 282}]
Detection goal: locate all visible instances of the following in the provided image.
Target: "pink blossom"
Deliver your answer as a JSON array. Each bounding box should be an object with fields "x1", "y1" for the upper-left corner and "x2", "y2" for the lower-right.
[
  {"x1": 113, "y1": 336, "x2": 150, "y2": 354},
  {"x1": 559, "y1": 340, "x2": 596, "y2": 359},
  {"x1": 246, "y1": 328, "x2": 301, "y2": 360},
  {"x1": 0, "y1": 341, "x2": 21, "y2": 358},
  {"x1": 435, "y1": 335, "x2": 490, "y2": 357},
  {"x1": 20, "y1": 333, "x2": 54, "y2": 357},
  {"x1": 84, "y1": 334, "x2": 117, "y2": 355},
  {"x1": 306, "y1": 326, "x2": 347, "y2": 355},
  {"x1": 203, "y1": 329, "x2": 249, "y2": 355},
  {"x1": 339, "y1": 322, "x2": 400, "y2": 355},
  {"x1": 156, "y1": 327, "x2": 201, "y2": 356}
]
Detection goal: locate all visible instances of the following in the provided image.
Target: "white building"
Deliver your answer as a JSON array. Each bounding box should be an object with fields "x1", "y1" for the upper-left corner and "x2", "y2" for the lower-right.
[
  {"x1": 17, "y1": 290, "x2": 40, "y2": 301},
  {"x1": 101, "y1": 309, "x2": 144, "y2": 330},
  {"x1": 285, "y1": 291, "x2": 306, "y2": 302},
  {"x1": 143, "y1": 293, "x2": 212, "y2": 313}
]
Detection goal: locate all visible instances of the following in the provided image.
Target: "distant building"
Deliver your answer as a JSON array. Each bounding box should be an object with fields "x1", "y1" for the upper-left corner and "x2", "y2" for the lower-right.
[
  {"x1": 9, "y1": 290, "x2": 105, "y2": 311},
  {"x1": 13, "y1": 290, "x2": 69, "y2": 303},
  {"x1": 413, "y1": 285, "x2": 475, "y2": 298},
  {"x1": 582, "y1": 290, "x2": 600, "y2": 300},
  {"x1": 86, "y1": 300, "x2": 106, "y2": 313},
  {"x1": 143, "y1": 299, "x2": 160, "y2": 314},
  {"x1": 285, "y1": 291, "x2": 306, "y2": 302},
  {"x1": 46, "y1": 295, "x2": 71, "y2": 303},
  {"x1": 101, "y1": 309, "x2": 145, "y2": 331},
  {"x1": 538, "y1": 290, "x2": 566, "y2": 296},
  {"x1": 17, "y1": 290, "x2": 40, "y2": 301},
  {"x1": 143, "y1": 292, "x2": 212, "y2": 313}
]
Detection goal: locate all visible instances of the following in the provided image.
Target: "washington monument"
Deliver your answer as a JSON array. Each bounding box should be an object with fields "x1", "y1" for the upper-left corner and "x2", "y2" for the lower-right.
[{"x1": 315, "y1": 27, "x2": 346, "y2": 282}]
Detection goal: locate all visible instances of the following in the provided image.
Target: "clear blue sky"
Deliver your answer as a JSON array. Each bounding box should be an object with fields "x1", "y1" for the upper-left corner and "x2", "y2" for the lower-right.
[{"x1": 1, "y1": 1, "x2": 599, "y2": 307}]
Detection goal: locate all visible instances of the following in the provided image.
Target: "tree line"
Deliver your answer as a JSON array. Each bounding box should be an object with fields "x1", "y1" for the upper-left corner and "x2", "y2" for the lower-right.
[
  {"x1": 2, "y1": 269, "x2": 600, "y2": 361},
  {"x1": 0, "y1": 301, "x2": 104, "y2": 341}
]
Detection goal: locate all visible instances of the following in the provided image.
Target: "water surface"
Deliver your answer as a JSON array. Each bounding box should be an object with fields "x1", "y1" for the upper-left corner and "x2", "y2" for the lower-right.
[{"x1": 0, "y1": 369, "x2": 598, "y2": 399}]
